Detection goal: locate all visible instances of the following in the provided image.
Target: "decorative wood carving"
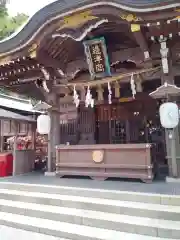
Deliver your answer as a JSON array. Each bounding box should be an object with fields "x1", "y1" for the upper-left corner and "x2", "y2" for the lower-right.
[
  {"x1": 53, "y1": 19, "x2": 108, "y2": 41},
  {"x1": 57, "y1": 11, "x2": 98, "y2": 30},
  {"x1": 28, "y1": 43, "x2": 38, "y2": 58},
  {"x1": 2, "y1": 4, "x2": 180, "y2": 102},
  {"x1": 37, "y1": 49, "x2": 64, "y2": 70},
  {"x1": 120, "y1": 13, "x2": 142, "y2": 22},
  {"x1": 131, "y1": 24, "x2": 141, "y2": 32},
  {"x1": 0, "y1": 56, "x2": 11, "y2": 65}
]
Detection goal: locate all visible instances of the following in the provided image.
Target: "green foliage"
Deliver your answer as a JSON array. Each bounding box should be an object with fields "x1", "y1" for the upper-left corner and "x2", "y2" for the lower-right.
[
  {"x1": 0, "y1": 1, "x2": 29, "y2": 99},
  {"x1": 0, "y1": 1, "x2": 28, "y2": 40},
  {"x1": 0, "y1": 7, "x2": 7, "y2": 18}
]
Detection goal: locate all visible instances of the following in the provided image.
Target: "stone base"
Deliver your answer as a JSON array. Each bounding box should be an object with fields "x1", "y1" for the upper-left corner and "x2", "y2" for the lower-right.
[
  {"x1": 166, "y1": 176, "x2": 180, "y2": 183},
  {"x1": 44, "y1": 171, "x2": 56, "y2": 177}
]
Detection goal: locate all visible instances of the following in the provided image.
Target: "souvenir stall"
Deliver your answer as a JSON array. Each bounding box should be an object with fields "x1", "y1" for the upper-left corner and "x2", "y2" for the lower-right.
[
  {"x1": 0, "y1": 108, "x2": 36, "y2": 176},
  {"x1": 7, "y1": 133, "x2": 48, "y2": 172}
]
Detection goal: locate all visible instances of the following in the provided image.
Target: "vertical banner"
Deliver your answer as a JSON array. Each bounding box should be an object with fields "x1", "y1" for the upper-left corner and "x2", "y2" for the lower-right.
[{"x1": 83, "y1": 37, "x2": 111, "y2": 79}]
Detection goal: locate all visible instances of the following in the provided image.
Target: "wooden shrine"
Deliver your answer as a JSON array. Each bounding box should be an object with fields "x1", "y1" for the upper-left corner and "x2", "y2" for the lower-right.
[{"x1": 0, "y1": 1, "x2": 180, "y2": 181}]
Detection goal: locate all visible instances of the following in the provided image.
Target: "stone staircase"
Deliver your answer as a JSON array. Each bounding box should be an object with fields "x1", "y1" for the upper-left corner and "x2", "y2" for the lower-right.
[{"x1": 0, "y1": 181, "x2": 180, "y2": 240}]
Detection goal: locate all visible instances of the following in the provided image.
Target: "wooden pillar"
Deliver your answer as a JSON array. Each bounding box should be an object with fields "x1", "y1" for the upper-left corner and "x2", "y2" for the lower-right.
[
  {"x1": 160, "y1": 47, "x2": 179, "y2": 178},
  {"x1": 13, "y1": 122, "x2": 18, "y2": 176},
  {"x1": 0, "y1": 120, "x2": 3, "y2": 152},
  {"x1": 47, "y1": 110, "x2": 53, "y2": 173},
  {"x1": 46, "y1": 93, "x2": 60, "y2": 174},
  {"x1": 48, "y1": 109, "x2": 60, "y2": 172},
  {"x1": 31, "y1": 124, "x2": 36, "y2": 151},
  {"x1": 165, "y1": 128, "x2": 180, "y2": 177}
]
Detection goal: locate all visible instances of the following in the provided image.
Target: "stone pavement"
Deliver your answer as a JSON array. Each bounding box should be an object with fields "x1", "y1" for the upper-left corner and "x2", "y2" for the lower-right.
[
  {"x1": 1, "y1": 172, "x2": 180, "y2": 195},
  {"x1": 0, "y1": 225, "x2": 69, "y2": 240}
]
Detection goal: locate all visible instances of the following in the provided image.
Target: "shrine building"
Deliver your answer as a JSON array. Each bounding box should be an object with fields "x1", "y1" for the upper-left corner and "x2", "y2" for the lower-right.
[{"x1": 0, "y1": 0, "x2": 180, "y2": 182}]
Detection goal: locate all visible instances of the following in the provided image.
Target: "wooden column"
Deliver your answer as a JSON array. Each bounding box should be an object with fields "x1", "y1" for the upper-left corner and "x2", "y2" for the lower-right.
[
  {"x1": 31, "y1": 124, "x2": 36, "y2": 151},
  {"x1": 47, "y1": 110, "x2": 53, "y2": 173},
  {"x1": 0, "y1": 120, "x2": 3, "y2": 152},
  {"x1": 13, "y1": 122, "x2": 18, "y2": 176},
  {"x1": 161, "y1": 50, "x2": 179, "y2": 178},
  {"x1": 165, "y1": 128, "x2": 180, "y2": 177},
  {"x1": 51, "y1": 109, "x2": 60, "y2": 170},
  {"x1": 46, "y1": 93, "x2": 60, "y2": 174}
]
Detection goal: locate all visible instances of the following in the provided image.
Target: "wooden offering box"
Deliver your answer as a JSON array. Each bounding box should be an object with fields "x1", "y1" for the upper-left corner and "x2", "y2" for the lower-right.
[{"x1": 56, "y1": 143, "x2": 154, "y2": 183}]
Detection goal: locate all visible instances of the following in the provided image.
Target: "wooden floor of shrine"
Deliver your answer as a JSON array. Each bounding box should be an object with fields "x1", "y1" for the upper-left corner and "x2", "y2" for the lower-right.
[{"x1": 0, "y1": 171, "x2": 179, "y2": 195}]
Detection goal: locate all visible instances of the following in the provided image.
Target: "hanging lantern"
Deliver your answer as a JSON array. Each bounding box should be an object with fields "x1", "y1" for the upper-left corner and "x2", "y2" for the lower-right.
[
  {"x1": 37, "y1": 114, "x2": 51, "y2": 134},
  {"x1": 159, "y1": 102, "x2": 179, "y2": 129}
]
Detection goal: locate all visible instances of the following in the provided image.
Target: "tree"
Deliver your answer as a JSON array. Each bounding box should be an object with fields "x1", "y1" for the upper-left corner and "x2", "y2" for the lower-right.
[
  {"x1": 0, "y1": 0, "x2": 8, "y2": 18},
  {"x1": 0, "y1": 1, "x2": 29, "y2": 98},
  {"x1": 0, "y1": 1, "x2": 28, "y2": 40}
]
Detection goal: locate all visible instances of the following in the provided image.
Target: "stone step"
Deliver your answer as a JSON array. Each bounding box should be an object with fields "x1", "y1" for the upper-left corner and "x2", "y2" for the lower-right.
[
  {"x1": 0, "y1": 225, "x2": 69, "y2": 240},
  {"x1": 0, "y1": 212, "x2": 179, "y2": 240},
  {"x1": 0, "y1": 183, "x2": 180, "y2": 239},
  {"x1": 0, "y1": 198, "x2": 180, "y2": 238},
  {"x1": 0, "y1": 181, "x2": 179, "y2": 205},
  {"x1": 0, "y1": 189, "x2": 180, "y2": 238},
  {"x1": 0, "y1": 193, "x2": 180, "y2": 221}
]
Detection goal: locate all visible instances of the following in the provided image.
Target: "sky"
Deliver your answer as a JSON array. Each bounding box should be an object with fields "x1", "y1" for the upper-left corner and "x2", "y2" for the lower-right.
[{"x1": 7, "y1": 0, "x2": 56, "y2": 16}]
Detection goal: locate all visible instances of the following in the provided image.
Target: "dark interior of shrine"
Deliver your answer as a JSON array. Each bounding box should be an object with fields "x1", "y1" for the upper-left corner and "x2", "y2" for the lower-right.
[{"x1": 59, "y1": 78, "x2": 168, "y2": 179}]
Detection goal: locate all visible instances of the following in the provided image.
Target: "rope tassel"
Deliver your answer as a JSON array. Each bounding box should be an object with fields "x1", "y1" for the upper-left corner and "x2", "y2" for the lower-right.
[
  {"x1": 130, "y1": 73, "x2": 136, "y2": 98},
  {"x1": 73, "y1": 85, "x2": 80, "y2": 108},
  {"x1": 108, "y1": 82, "x2": 112, "y2": 104},
  {"x1": 85, "y1": 86, "x2": 94, "y2": 108}
]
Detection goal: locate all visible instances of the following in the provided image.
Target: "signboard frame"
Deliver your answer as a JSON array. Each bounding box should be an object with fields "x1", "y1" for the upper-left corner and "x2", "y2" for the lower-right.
[{"x1": 83, "y1": 37, "x2": 111, "y2": 80}]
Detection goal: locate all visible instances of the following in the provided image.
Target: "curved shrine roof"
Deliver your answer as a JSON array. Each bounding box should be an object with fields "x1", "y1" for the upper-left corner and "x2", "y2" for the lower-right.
[{"x1": 0, "y1": 0, "x2": 179, "y2": 56}]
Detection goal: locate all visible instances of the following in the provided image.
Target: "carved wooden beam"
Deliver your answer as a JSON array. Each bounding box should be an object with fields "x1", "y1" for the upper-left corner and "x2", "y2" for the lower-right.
[
  {"x1": 37, "y1": 49, "x2": 65, "y2": 70},
  {"x1": 38, "y1": 42, "x2": 180, "y2": 80},
  {"x1": 146, "y1": 21, "x2": 179, "y2": 38},
  {"x1": 37, "y1": 49, "x2": 71, "y2": 88},
  {"x1": 131, "y1": 24, "x2": 151, "y2": 65}
]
